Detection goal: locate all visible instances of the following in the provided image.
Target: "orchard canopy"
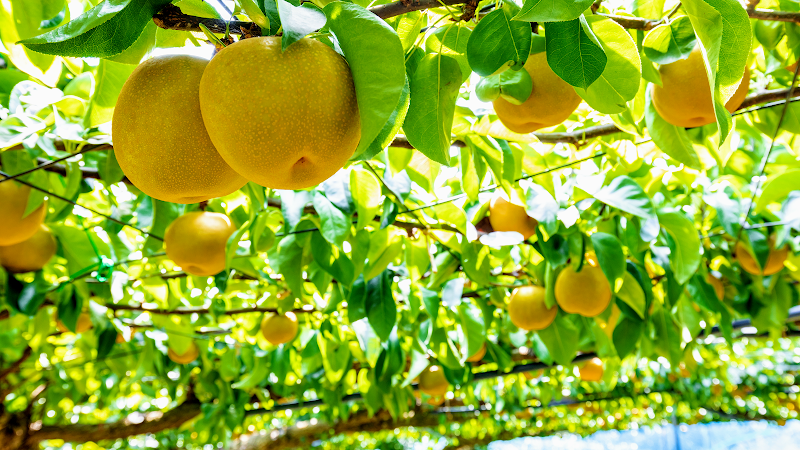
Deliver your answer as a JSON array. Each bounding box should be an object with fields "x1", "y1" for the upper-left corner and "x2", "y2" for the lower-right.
[{"x1": 2, "y1": 0, "x2": 800, "y2": 448}]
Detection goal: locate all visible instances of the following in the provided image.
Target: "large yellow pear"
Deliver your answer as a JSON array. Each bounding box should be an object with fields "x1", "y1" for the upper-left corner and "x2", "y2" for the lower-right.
[
  {"x1": 579, "y1": 357, "x2": 604, "y2": 382},
  {"x1": 199, "y1": 37, "x2": 361, "y2": 190},
  {"x1": 735, "y1": 238, "x2": 788, "y2": 276},
  {"x1": 489, "y1": 194, "x2": 538, "y2": 239},
  {"x1": 418, "y1": 365, "x2": 449, "y2": 397},
  {"x1": 555, "y1": 257, "x2": 612, "y2": 317},
  {"x1": 164, "y1": 212, "x2": 236, "y2": 276},
  {"x1": 493, "y1": 52, "x2": 582, "y2": 133},
  {"x1": 112, "y1": 55, "x2": 246, "y2": 204},
  {"x1": 652, "y1": 46, "x2": 751, "y2": 128},
  {"x1": 0, "y1": 179, "x2": 47, "y2": 246},
  {"x1": 508, "y1": 285, "x2": 557, "y2": 331},
  {"x1": 56, "y1": 312, "x2": 93, "y2": 333},
  {"x1": 0, "y1": 225, "x2": 56, "y2": 273},
  {"x1": 168, "y1": 342, "x2": 200, "y2": 365},
  {"x1": 261, "y1": 312, "x2": 299, "y2": 345}
]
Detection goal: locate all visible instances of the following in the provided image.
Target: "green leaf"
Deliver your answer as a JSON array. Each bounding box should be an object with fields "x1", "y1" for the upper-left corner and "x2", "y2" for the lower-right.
[
  {"x1": 20, "y1": 0, "x2": 173, "y2": 58},
  {"x1": 457, "y1": 302, "x2": 486, "y2": 363},
  {"x1": 324, "y1": 2, "x2": 406, "y2": 157},
  {"x1": 658, "y1": 211, "x2": 702, "y2": 285},
  {"x1": 642, "y1": 16, "x2": 697, "y2": 65},
  {"x1": 143, "y1": 199, "x2": 179, "y2": 255},
  {"x1": 426, "y1": 23, "x2": 472, "y2": 82},
  {"x1": 272, "y1": 235, "x2": 305, "y2": 298},
  {"x1": 466, "y1": 5, "x2": 531, "y2": 77},
  {"x1": 515, "y1": 0, "x2": 595, "y2": 22},
  {"x1": 590, "y1": 232, "x2": 626, "y2": 292},
  {"x1": 84, "y1": 59, "x2": 135, "y2": 128},
  {"x1": 356, "y1": 77, "x2": 410, "y2": 161},
  {"x1": 276, "y1": 0, "x2": 326, "y2": 51},
  {"x1": 591, "y1": 175, "x2": 657, "y2": 221},
  {"x1": 8, "y1": 272, "x2": 48, "y2": 316},
  {"x1": 612, "y1": 315, "x2": 642, "y2": 359},
  {"x1": 644, "y1": 94, "x2": 702, "y2": 169},
  {"x1": 313, "y1": 191, "x2": 350, "y2": 248},
  {"x1": 0, "y1": 70, "x2": 31, "y2": 108},
  {"x1": 574, "y1": 16, "x2": 641, "y2": 114},
  {"x1": 681, "y1": 0, "x2": 751, "y2": 144},
  {"x1": 404, "y1": 53, "x2": 462, "y2": 165},
  {"x1": 366, "y1": 270, "x2": 397, "y2": 341},
  {"x1": 755, "y1": 168, "x2": 800, "y2": 213},
  {"x1": 420, "y1": 287, "x2": 440, "y2": 322},
  {"x1": 616, "y1": 272, "x2": 646, "y2": 318},
  {"x1": 232, "y1": 357, "x2": 268, "y2": 389},
  {"x1": 544, "y1": 16, "x2": 607, "y2": 89},
  {"x1": 350, "y1": 168, "x2": 382, "y2": 230},
  {"x1": 537, "y1": 314, "x2": 579, "y2": 366}
]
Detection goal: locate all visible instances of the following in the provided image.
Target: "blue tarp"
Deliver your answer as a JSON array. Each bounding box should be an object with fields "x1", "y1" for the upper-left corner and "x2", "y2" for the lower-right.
[{"x1": 489, "y1": 420, "x2": 800, "y2": 450}]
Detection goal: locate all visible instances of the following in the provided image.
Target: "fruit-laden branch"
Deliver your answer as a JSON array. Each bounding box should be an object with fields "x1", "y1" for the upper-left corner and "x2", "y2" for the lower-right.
[
  {"x1": 26, "y1": 87, "x2": 800, "y2": 185},
  {"x1": 24, "y1": 396, "x2": 202, "y2": 446}
]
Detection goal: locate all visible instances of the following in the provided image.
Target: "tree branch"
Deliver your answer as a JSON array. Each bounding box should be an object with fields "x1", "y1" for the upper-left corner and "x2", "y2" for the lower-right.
[{"x1": 28, "y1": 397, "x2": 202, "y2": 444}]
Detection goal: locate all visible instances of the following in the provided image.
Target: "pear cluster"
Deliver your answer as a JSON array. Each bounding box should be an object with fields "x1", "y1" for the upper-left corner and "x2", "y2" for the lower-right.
[{"x1": 112, "y1": 36, "x2": 361, "y2": 204}]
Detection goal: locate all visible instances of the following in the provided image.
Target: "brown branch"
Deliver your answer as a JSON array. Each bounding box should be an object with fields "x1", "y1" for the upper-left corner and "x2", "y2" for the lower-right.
[
  {"x1": 153, "y1": 4, "x2": 261, "y2": 36},
  {"x1": 105, "y1": 303, "x2": 310, "y2": 316},
  {"x1": 227, "y1": 408, "x2": 478, "y2": 450},
  {"x1": 748, "y1": 8, "x2": 800, "y2": 24},
  {"x1": 27, "y1": 396, "x2": 202, "y2": 444}
]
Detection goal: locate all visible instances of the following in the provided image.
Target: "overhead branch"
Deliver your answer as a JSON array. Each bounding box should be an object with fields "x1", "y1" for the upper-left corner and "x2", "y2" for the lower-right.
[
  {"x1": 105, "y1": 303, "x2": 309, "y2": 316},
  {"x1": 227, "y1": 408, "x2": 478, "y2": 450},
  {"x1": 27, "y1": 397, "x2": 202, "y2": 444}
]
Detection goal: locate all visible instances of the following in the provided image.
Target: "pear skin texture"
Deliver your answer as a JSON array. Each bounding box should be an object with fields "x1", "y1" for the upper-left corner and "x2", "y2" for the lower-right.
[
  {"x1": 493, "y1": 52, "x2": 582, "y2": 133},
  {"x1": 579, "y1": 357, "x2": 604, "y2": 382},
  {"x1": 489, "y1": 195, "x2": 538, "y2": 240},
  {"x1": 164, "y1": 212, "x2": 236, "y2": 277},
  {"x1": 735, "y1": 240, "x2": 788, "y2": 276},
  {"x1": 168, "y1": 342, "x2": 199, "y2": 365},
  {"x1": 112, "y1": 55, "x2": 246, "y2": 204},
  {"x1": 418, "y1": 365, "x2": 449, "y2": 397},
  {"x1": 57, "y1": 312, "x2": 93, "y2": 333},
  {"x1": 508, "y1": 285, "x2": 557, "y2": 331},
  {"x1": 0, "y1": 225, "x2": 56, "y2": 273},
  {"x1": 261, "y1": 312, "x2": 299, "y2": 345},
  {"x1": 555, "y1": 260, "x2": 612, "y2": 317},
  {"x1": 199, "y1": 37, "x2": 361, "y2": 190},
  {"x1": 652, "y1": 46, "x2": 751, "y2": 128},
  {"x1": 0, "y1": 180, "x2": 47, "y2": 246}
]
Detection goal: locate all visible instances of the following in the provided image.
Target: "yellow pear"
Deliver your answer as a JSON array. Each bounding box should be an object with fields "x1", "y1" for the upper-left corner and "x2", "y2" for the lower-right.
[
  {"x1": 508, "y1": 285, "x2": 557, "y2": 331},
  {"x1": 418, "y1": 365, "x2": 449, "y2": 397},
  {"x1": 735, "y1": 237, "x2": 788, "y2": 276},
  {"x1": 56, "y1": 312, "x2": 93, "y2": 333},
  {"x1": 112, "y1": 55, "x2": 246, "y2": 204},
  {"x1": 652, "y1": 46, "x2": 750, "y2": 128},
  {"x1": 555, "y1": 256, "x2": 612, "y2": 317},
  {"x1": 164, "y1": 212, "x2": 236, "y2": 276},
  {"x1": 707, "y1": 274, "x2": 725, "y2": 300},
  {"x1": 466, "y1": 342, "x2": 486, "y2": 363},
  {"x1": 261, "y1": 312, "x2": 299, "y2": 345},
  {"x1": 168, "y1": 342, "x2": 200, "y2": 365},
  {"x1": 489, "y1": 194, "x2": 538, "y2": 240},
  {"x1": 199, "y1": 37, "x2": 361, "y2": 190},
  {"x1": 0, "y1": 225, "x2": 56, "y2": 273},
  {"x1": 493, "y1": 52, "x2": 582, "y2": 133},
  {"x1": 0, "y1": 179, "x2": 47, "y2": 246},
  {"x1": 579, "y1": 357, "x2": 604, "y2": 382}
]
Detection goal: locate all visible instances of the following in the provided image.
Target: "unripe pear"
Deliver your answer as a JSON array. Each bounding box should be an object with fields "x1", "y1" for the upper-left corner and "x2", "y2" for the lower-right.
[
  {"x1": 489, "y1": 194, "x2": 538, "y2": 240},
  {"x1": 261, "y1": 312, "x2": 299, "y2": 345}
]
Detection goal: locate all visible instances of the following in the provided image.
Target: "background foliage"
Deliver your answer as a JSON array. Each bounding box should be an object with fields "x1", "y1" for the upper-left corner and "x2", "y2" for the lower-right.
[{"x1": 1, "y1": 0, "x2": 800, "y2": 448}]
